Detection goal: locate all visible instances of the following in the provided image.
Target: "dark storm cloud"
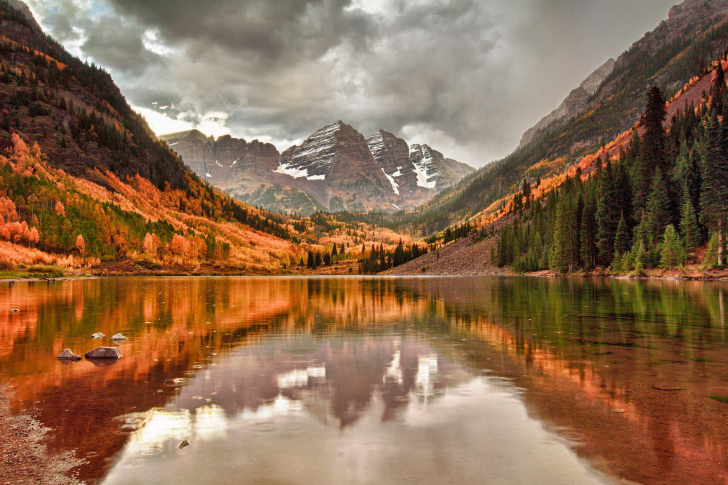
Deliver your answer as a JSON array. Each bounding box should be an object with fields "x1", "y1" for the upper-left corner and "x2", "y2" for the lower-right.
[
  {"x1": 81, "y1": 17, "x2": 162, "y2": 74},
  {"x1": 109, "y1": 0, "x2": 376, "y2": 64},
  {"x1": 26, "y1": 0, "x2": 681, "y2": 166}
]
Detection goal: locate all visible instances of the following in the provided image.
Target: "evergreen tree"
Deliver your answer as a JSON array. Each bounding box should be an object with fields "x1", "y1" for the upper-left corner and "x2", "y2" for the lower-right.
[
  {"x1": 307, "y1": 251, "x2": 314, "y2": 268},
  {"x1": 705, "y1": 232, "x2": 720, "y2": 268},
  {"x1": 522, "y1": 179, "x2": 532, "y2": 209},
  {"x1": 634, "y1": 87, "x2": 667, "y2": 218},
  {"x1": 634, "y1": 242, "x2": 647, "y2": 275},
  {"x1": 579, "y1": 194, "x2": 597, "y2": 270},
  {"x1": 596, "y1": 160, "x2": 620, "y2": 265},
  {"x1": 644, "y1": 168, "x2": 670, "y2": 244},
  {"x1": 679, "y1": 188, "x2": 700, "y2": 253},
  {"x1": 701, "y1": 111, "x2": 728, "y2": 264},
  {"x1": 614, "y1": 213, "x2": 631, "y2": 255},
  {"x1": 660, "y1": 225, "x2": 683, "y2": 269},
  {"x1": 712, "y1": 62, "x2": 725, "y2": 115}
]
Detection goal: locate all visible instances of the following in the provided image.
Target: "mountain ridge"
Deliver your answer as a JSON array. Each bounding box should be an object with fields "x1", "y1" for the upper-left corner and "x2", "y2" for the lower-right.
[{"x1": 160, "y1": 121, "x2": 475, "y2": 215}]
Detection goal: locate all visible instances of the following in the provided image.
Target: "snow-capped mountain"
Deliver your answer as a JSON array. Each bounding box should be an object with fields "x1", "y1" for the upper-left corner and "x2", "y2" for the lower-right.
[{"x1": 161, "y1": 121, "x2": 474, "y2": 215}]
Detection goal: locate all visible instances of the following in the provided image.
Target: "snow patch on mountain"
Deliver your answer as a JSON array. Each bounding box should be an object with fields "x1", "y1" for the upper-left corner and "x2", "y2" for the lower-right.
[
  {"x1": 274, "y1": 163, "x2": 326, "y2": 181},
  {"x1": 409, "y1": 144, "x2": 438, "y2": 189},
  {"x1": 382, "y1": 168, "x2": 400, "y2": 195}
]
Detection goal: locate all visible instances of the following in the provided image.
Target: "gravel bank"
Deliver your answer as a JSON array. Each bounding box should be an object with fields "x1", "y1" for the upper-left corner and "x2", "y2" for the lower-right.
[{"x1": 1, "y1": 386, "x2": 81, "y2": 485}]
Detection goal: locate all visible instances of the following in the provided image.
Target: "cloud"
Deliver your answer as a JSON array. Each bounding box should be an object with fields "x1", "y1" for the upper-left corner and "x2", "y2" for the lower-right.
[
  {"x1": 26, "y1": 0, "x2": 680, "y2": 167},
  {"x1": 81, "y1": 17, "x2": 163, "y2": 74}
]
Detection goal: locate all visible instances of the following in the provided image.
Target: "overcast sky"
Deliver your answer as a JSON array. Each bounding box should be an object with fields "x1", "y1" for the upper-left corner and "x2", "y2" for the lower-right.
[{"x1": 25, "y1": 0, "x2": 680, "y2": 167}]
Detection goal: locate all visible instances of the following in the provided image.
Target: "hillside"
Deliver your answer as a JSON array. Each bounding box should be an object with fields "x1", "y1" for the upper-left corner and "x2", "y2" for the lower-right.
[
  {"x1": 401, "y1": 0, "x2": 728, "y2": 235},
  {"x1": 0, "y1": 0, "x2": 343, "y2": 275},
  {"x1": 393, "y1": 51, "x2": 728, "y2": 279},
  {"x1": 161, "y1": 121, "x2": 474, "y2": 215}
]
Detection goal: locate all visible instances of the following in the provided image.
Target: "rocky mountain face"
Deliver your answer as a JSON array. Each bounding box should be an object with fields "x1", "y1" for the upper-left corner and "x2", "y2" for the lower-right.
[
  {"x1": 162, "y1": 121, "x2": 474, "y2": 215},
  {"x1": 164, "y1": 130, "x2": 279, "y2": 183},
  {"x1": 518, "y1": 59, "x2": 615, "y2": 150}
]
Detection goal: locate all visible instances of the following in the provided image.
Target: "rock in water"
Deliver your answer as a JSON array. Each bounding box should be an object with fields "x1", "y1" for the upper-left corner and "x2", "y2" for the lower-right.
[
  {"x1": 9, "y1": 309, "x2": 20, "y2": 312},
  {"x1": 56, "y1": 349, "x2": 82, "y2": 361},
  {"x1": 91, "y1": 332, "x2": 105, "y2": 339},
  {"x1": 111, "y1": 333, "x2": 128, "y2": 342},
  {"x1": 85, "y1": 347, "x2": 122, "y2": 359},
  {"x1": 178, "y1": 440, "x2": 190, "y2": 449}
]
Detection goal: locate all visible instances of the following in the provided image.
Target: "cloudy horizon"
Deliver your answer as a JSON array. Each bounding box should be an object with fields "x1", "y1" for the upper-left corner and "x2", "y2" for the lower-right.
[{"x1": 25, "y1": 0, "x2": 681, "y2": 167}]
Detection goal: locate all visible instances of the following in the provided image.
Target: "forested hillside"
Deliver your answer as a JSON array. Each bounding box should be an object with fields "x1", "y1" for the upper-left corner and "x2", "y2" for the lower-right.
[
  {"x1": 494, "y1": 61, "x2": 728, "y2": 276},
  {"x1": 400, "y1": 1, "x2": 728, "y2": 236}
]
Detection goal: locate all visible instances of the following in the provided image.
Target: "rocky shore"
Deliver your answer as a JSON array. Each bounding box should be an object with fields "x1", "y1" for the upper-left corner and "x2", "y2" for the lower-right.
[{"x1": 0, "y1": 387, "x2": 80, "y2": 485}]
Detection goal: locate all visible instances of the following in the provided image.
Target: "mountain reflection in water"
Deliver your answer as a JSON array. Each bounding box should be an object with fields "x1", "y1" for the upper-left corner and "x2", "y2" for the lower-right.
[{"x1": 1, "y1": 276, "x2": 728, "y2": 484}]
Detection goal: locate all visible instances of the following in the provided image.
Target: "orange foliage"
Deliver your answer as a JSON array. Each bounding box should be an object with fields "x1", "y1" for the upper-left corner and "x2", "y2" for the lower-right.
[{"x1": 75, "y1": 234, "x2": 85, "y2": 256}]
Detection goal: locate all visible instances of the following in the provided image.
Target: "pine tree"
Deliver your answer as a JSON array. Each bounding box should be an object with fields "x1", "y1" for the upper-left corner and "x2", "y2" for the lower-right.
[
  {"x1": 579, "y1": 194, "x2": 597, "y2": 270},
  {"x1": 644, "y1": 168, "x2": 670, "y2": 244},
  {"x1": 634, "y1": 86, "x2": 667, "y2": 218},
  {"x1": 596, "y1": 160, "x2": 620, "y2": 265},
  {"x1": 634, "y1": 241, "x2": 647, "y2": 275},
  {"x1": 614, "y1": 213, "x2": 631, "y2": 255},
  {"x1": 679, "y1": 188, "x2": 700, "y2": 253},
  {"x1": 701, "y1": 111, "x2": 728, "y2": 264},
  {"x1": 705, "y1": 232, "x2": 720, "y2": 268},
  {"x1": 660, "y1": 225, "x2": 683, "y2": 269},
  {"x1": 712, "y1": 62, "x2": 725, "y2": 115}
]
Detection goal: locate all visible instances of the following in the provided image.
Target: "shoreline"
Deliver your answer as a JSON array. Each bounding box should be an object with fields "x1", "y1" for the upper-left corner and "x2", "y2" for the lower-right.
[
  {"x1": 1, "y1": 268, "x2": 727, "y2": 282},
  {"x1": 0, "y1": 386, "x2": 81, "y2": 485}
]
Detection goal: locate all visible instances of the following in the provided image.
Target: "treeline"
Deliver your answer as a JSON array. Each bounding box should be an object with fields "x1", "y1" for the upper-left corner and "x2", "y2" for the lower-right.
[
  {"x1": 302, "y1": 243, "x2": 346, "y2": 269},
  {"x1": 359, "y1": 241, "x2": 428, "y2": 274},
  {"x1": 496, "y1": 66, "x2": 728, "y2": 274}
]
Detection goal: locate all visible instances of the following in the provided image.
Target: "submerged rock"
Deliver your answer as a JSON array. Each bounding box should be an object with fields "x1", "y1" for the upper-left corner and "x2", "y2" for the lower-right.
[
  {"x1": 85, "y1": 347, "x2": 122, "y2": 360},
  {"x1": 87, "y1": 358, "x2": 120, "y2": 367},
  {"x1": 110, "y1": 333, "x2": 128, "y2": 342},
  {"x1": 56, "y1": 349, "x2": 82, "y2": 361},
  {"x1": 178, "y1": 440, "x2": 190, "y2": 449},
  {"x1": 91, "y1": 332, "x2": 105, "y2": 339}
]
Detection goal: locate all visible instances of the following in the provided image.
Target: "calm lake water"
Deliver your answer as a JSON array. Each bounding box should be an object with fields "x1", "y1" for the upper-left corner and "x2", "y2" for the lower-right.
[{"x1": 2, "y1": 276, "x2": 728, "y2": 484}]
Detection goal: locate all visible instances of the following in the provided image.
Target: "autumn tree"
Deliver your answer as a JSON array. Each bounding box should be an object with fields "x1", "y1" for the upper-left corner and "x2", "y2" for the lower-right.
[
  {"x1": 75, "y1": 234, "x2": 85, "y2": 256},
  {"x1": 143, "y1": 232, "x2": 157, "y2": 256}
]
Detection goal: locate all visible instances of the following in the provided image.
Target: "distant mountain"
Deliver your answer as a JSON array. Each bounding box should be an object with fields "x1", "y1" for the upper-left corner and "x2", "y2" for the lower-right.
[{"x1": 162, "y1": 121, "x2": 474, "y2": 215}]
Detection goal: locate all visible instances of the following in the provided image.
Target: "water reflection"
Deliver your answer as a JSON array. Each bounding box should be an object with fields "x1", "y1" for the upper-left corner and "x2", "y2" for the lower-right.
[{"x1": 1, "y1": 277, "x2": 728, "y2": 484}]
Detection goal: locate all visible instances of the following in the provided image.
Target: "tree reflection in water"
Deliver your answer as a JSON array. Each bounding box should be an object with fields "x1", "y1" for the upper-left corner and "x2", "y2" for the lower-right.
[{"x1": 0, "y1": 277, "x2": 727, "y2": 484}]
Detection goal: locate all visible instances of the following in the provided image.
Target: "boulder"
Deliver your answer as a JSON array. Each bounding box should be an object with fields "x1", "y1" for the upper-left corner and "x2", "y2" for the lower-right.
[
  {"x1": 56, "y1": 349, "x2": 82, "y2": 361},
  {"x1": 178, "y1": 440, "x2": 190, "y2": 449},
  {"x1": 110, "y1": 333, "x2": 128, "y2": 342},
  {"x1": 85, "y1": 347, "x2": 122, "y2": 360},
  {"x1": 91, "y1": 332, "x2": 105, "y2": 339}
]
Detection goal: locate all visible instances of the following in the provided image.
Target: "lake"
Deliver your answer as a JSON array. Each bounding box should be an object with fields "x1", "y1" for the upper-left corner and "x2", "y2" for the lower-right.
[{"x1": 2, "y1": 276, "x2": 728, "y2": 484}]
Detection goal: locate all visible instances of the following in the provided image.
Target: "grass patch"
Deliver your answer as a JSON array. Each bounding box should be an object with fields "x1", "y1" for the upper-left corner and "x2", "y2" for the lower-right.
[
  {"x1": 709, "y1": 396, "x2": 728, "y2": 404},
  {"x1": 0, "y1": 266, "x2": 66, "y2": 279}
]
